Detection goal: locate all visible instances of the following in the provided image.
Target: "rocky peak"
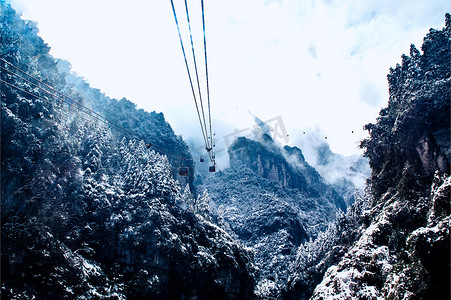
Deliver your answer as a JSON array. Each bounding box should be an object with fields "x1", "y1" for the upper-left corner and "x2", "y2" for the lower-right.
[
  {"x1": 228, "y1": 135, "x2": 346, "y2": 211},
  {"x1": 205, "y1": 134, "x2": 350, "y2": 297},
  {"x1": 283, "y1": 145, "x2": 306, "y2": 162},
  {"x1": 286, "y1": 15, "x2": 451, "y2": 300},
  {"x1": 362, "y1": 15, "x2": 450, "y2": 199},
  {"x1": 229, "y1": 135, "x2": 299, "y2": 189}
]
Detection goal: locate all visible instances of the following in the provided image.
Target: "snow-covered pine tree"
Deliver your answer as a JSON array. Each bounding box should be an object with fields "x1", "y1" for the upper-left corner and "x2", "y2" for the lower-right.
[
  {"x1": 180, "y1": 183, "x2": 195, "y2": 211},
  {"x1": 195, "y1": 189, "x2": 211, "y2": 220}
]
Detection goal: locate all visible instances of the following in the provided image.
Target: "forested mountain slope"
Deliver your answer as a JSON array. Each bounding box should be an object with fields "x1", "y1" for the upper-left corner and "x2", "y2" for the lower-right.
[
  {"x1": 56, "y1": 59, "x2": 196, "y2": 190},
  {"x1": 2, "y1": 2, "x2": 449, "y2": 299},
  {"x1": 204, "y1": 133, "x2": 347, "y2": 298},
  {"x1": 1, "y1": 3, "x2": 254, "y2": 298},
  {"x1": 285, "y1": 14, "x2": 450, "y2": 300}
]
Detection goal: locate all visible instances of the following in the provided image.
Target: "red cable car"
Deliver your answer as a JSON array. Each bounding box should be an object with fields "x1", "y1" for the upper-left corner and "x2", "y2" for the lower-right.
[
  {"x1": 179, "y1": 167, "x2": 189, "y2": 176},
  {"x1": 209, "y1": 165, "x2": 215, "y2": 172}
]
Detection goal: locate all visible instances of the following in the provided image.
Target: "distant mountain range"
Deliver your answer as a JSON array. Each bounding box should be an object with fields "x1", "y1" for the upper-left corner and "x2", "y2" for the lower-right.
[{"x1": 202, "y1": 131, "x2": 362, "y2": 297}]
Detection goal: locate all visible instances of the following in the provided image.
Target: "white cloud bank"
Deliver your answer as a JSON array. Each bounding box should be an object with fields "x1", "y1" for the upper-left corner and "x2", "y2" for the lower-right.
[{"x1": 9, "y1": 0, "x2": 451, "y2": 157}]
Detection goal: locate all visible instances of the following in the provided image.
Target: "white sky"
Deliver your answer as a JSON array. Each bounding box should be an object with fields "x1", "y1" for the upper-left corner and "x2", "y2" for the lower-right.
[{"x1": 8, "y1": 0, "x2": 451, "y2": 158}]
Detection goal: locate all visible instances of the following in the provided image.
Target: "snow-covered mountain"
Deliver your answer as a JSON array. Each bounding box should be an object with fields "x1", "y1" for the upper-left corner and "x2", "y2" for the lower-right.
[
  {"x1": 2, "y1": 1, "x2": 449, "y2": 299},
  {"x1": 285, "y1": 13, "x2": 450, "y2": 300},
  {"x1": 1, "y1": 3, "x2": 255, "y2": 298},
  {"x1": 203, "y1": 132, "x2": 347, "y2": 298}
]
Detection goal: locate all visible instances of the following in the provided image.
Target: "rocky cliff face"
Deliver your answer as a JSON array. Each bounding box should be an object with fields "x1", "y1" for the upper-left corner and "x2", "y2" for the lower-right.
[
  {"x1": 361, "y1": 14, "x2": 450, "y2": 200},
  {"x1": 309, "y1": 173, "x2": 450, "y2": 300},
  {"x1": 229, "y1": 135, "x2": 346, "y2": 211},
  {"x1": 286, "y1": 14, "x2": 450, "y2": 300},
  {"x1": 204, "y1": 134, "x2": 347, "y2": 298}
]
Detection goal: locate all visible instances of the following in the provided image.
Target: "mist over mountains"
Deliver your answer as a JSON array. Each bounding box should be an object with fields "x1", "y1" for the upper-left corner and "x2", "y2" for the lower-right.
[
  {"x1": 1, "y1": 2, "x2": 450, "y2": 300},
  {"x1": 202, "y1": 132, "x2": 347, "y2": 297},
  {"x1": 293, "y1": 132, "x2": 371, "y2": 206}
]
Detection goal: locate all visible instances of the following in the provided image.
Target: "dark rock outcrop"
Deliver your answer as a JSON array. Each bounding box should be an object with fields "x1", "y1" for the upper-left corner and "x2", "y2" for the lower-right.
[{"x1": 361, "y1": 14, "x2": 450, "y2": 199}]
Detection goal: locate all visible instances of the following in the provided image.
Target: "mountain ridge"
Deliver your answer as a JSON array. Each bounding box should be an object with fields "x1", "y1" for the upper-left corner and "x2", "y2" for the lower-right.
[
  {"x1": 1, "y1": 3, "x2": 255, "y2": 298},
  {"x1": 285, "y1": 13, "x2": 450, "y2": 300},
  {"x1": 204, "y1": 133, "x2": 350, "y2": 298}
]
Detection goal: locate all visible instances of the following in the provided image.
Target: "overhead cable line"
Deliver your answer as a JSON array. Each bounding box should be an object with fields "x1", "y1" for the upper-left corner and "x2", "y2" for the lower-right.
[
  {"x1": 0, "y1": 77, "x2": 192, "y2": 162},
  {"x1": 183, "y1": 0, "x2": 211, "y2": 152},
  {"x1": 0, "y1": 63, "x2": 139, "y2": 140},
  {"x1": 169, "y1": 0, "x2": 216, "y2": 165},
  {"x1": 201, "y1": 0, "x2": 213, "y2": 152},
  {"x1": 169, "y1": 0, "x2": 210, "y2": 154},
  {"x1": 0, "y1": 78, "x2": 122, "y2": 135},
  {"x1": 0, "y1": 58, "x2": 138, "y2": 139},
  {"x1": 0, "y1": 60, "x2": 194, "y2": 162}
]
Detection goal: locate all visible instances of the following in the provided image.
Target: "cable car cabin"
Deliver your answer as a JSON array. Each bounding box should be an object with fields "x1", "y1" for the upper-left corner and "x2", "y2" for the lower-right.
[
  {"x1": 209, "y1": 165, "x2": 216, "y2": 172},
  {"x1": 179, "y1": 167, "x2": 189, "y2": 176},
  {"x1": 200, "y1": 157, "x2": 205, "y2": 162}
]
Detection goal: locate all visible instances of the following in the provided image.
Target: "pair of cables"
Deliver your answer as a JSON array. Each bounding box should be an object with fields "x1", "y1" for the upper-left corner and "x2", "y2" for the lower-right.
[
  {"x1": 169, "y1": 0, "x2": 215, "y2": 165},
  {"x1": 0, "y1": 58, "x2": 193, "y2": 163}
]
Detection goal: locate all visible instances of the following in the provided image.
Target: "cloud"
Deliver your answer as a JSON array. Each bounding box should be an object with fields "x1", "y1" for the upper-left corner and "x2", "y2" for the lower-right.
[
  {"x1": 359, "y1": 81, "x2": 382, "y2": 107},
  {"x1": 291, "y1": 129, "x2": 371, "y2": 191},
  {"x1": 308, "y1": 45, "x2": 317, "y2": 59},
  {"x1": 10, "y1": 0, "x2": 451, "y2": 157},
  {"x1": 248, "y1": 111, "x2": 271, "y2": 136}
]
